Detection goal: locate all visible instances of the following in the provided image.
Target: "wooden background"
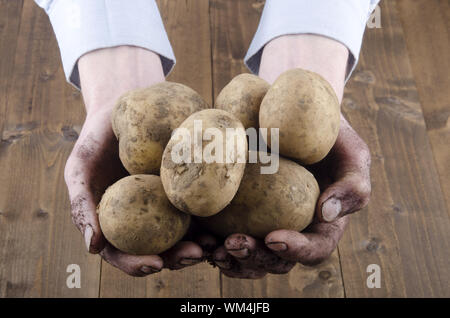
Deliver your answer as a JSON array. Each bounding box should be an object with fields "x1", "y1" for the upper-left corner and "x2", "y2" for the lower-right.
[{"x1": 0, "y1": 0, "x2": 449, "y2": 297}]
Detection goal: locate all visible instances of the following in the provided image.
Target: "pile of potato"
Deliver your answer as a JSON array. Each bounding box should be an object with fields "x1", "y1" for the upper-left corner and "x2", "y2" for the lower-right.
[{"x1": 98, "y1": 69, "x2": 340, "y2": 255}]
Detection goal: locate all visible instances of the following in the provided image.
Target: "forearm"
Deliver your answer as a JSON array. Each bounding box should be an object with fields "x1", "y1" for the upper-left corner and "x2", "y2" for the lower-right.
[
  {"x1": 258, "y1": 35, "x2": 349, "y2": 103},
  {"x1": 78, "y1": 46, "x2": 165, "y2": 115}
]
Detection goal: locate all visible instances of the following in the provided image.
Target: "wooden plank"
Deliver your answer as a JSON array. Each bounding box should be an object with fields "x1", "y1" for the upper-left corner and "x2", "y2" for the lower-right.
[
  {"x1": 397, "y1": 0, "x2": 450, "y2": 219},
  {"x1": 99, "y1": 0, "x2": 221, "y2": 298},
  {"x1": 0, "y1": 0, "x2": 23, "y2": 133},
  {"x1": 210, "y1": 0, "x2": 265, "y2": 97},
  {"x1": 217, "y1": 254, "x2": 344, "y2": 298},
  {"x1": 0, "y1": 0, "x2": 25, "y2": 298},
  {"x1": 210, "y1": 0, "x2": 344, "y2": 297},
  {"x1": 0, "y1": 1, "x2": 100, "y2": 297},
  {"x1": 2, "y1": 0, "x2": 448, "y2": 299},
  {"x1": 338, "y1": 1, "x2": 450, "y2": 297}
]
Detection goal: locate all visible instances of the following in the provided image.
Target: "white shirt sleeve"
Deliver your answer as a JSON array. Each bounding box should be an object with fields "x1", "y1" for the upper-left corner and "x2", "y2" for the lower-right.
[
  {"x1": 34, "y1": 0, "x2": 175, "y2": 89},
  {"x1": 245, "y1": 0, "x2": 381, "y2": 81}
]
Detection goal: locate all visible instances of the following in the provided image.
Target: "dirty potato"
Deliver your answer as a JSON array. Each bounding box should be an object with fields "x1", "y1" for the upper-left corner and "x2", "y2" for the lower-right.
[
  {"x1": 98, "y1": 175, "x2": 190, "y2": 255},
  {"x1": 215, "y1": 73, "x2": 270, "y2": 129},
  {"x1": 259, "y1": 68, "x2": 340, "y2": 164},
  {"x1": 199, "y1": 152, "x2": 319, "y2": 239},
  {"x1": 112, "y1": 82, "x2": 209, "y2": 175},
  {"x1": 161, "y1": 109, "x2": 247, "y2": 217}
]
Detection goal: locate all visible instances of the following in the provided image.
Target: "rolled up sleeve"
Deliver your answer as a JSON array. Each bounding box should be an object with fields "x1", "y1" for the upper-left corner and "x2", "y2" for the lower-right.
[
  {"x1": 35, "y1": 0, "x2": 175, "y2": 89},
  {"x1": 245, "y1": 0, "x2": 381, "y2": 81}
]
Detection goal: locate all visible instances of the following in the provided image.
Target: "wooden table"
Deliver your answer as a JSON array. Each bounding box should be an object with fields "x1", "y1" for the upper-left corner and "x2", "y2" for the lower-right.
[{"x1": 0, "y1": 0, "x2": 448, "y2": 298}]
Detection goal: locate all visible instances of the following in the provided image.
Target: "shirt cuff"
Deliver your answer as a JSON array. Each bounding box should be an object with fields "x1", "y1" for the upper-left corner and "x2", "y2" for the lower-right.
[
  {"x1": 244, "y1": 0, "x2": 380, "y2": 82},
  {"x1": 36, "y1": 0, "x2": 175, "y2": 89}
]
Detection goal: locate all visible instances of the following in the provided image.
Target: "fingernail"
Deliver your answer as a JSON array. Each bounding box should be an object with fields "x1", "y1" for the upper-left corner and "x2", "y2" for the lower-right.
[
  {"x1": 140, "y1": 265, "x2": 160, "y2": 274},
  {"x1": 322, "y1": 197, "x2": 342, "y2": 222},
  {"x1": 214, "y1": 260, "x2": 231, "y2": 270},
  {"x1": 84, "y1": 225, "x2": 93, "y2": 252},
  {"x1": 179, "y1": 258, "x2": 202, "y2": 265},
  {"x1": 266, "y1": 242, "x2": 287, "y2": 252},
  {"x1": 227, "y1": 248, "x2": 249, "y2": 259}
]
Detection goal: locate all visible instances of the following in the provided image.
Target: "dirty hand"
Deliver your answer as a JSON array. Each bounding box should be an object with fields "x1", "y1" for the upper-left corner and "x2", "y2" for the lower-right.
[
  {"x1": 63, "y1": 46, "x2": 205, "y2": 276},
  {"x1": 207, "y1": 34, "x2": 372, "y2": 278},
  {"x1": 211, "y1": 115, "x2": 371, "y2": 278}
]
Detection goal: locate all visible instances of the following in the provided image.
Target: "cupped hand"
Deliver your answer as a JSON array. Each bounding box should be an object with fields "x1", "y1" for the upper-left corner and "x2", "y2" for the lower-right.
[
  {"x1": 211, "y1": 115, "x2": 371, "y2": 278},
  {"x1": 61, "y1": 46, "x2": 212, "y2": 276},
  {"x1": 211, "y1": 234, "x2": 296, "y2": 279},
  {"x1": 64, "y1": 108, "x2": 205, "y2": 276},
  {"x1": 210, "y1": 217, "x2": 348, "y2": 279}
]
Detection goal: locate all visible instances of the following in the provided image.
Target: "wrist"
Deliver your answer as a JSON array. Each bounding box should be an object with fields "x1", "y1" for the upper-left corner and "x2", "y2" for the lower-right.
[
  {"x1": 259, "y1": 34, "x2": 348, "y2": 102},
  {"x1": 78, "y1": 46, "x2": 165, "y2": 115}
]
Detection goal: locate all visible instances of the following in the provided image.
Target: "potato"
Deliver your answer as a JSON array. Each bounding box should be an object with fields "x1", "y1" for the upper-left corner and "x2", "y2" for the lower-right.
[
  {"x1": 199, "y1": 152, "x2": 319, "y2": 239},
  {"x1": 112, "y1": 82, "x2": 209, "y2": 175},
  {"x1": 259, "y1": 68, "x2": 340, "y2": 164},
  {"x1": 215, "y1": 74, "x2": 270, "y2": 129},
  {"x1": 98, "y1": 175, "x2": 190, "y2": 255},
  {"x1": 161, "y1": 109, "x2": 247, "y2": 217}
]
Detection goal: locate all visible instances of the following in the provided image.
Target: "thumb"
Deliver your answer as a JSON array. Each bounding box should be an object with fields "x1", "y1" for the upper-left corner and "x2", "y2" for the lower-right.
[
  {"x1": 316, "y1": 115, "x2": 372, "y2": 223},
  {"x1": 265, "y1": 216, "x2": 348, "y2": 265},
  {"x1": 65, "y1": 156, "x2": 107, "y2": 254},
  {"x1": 69, "y1": 191, "x2": 107, "y2": 254},
  {"x1": 317, "y1": 173, "x2": 371, "y2": 222}
]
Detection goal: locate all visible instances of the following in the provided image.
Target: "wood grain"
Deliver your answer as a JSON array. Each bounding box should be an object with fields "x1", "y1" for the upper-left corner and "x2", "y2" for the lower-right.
[
  {"x1": 0, "y1": 0, "x2": 25, "y2": 297},
  {"x1": 209, "y1": 0, "x2": 345, "y2": 298},
  {"x1": 338, "y1": 1, "x2": 450, "y2": 297},
  {"x1": 0, "y1": 1, "x2": 100, "y2": 297},
  {"x1": 397, "y1": 0, "x2": 450, "y2": 218},
  {"x1": 0, "y1": 0, "x2": 23, "y2": 134},
  {"x1": 98, "y1": 0, "x2": 221, "y2": 298},
  {"x1": 210, "y1": 0, "x2": 264, "y2": 97},
  {"x1": 1, "y1": 0, "x2": 449, "y2": 298}
]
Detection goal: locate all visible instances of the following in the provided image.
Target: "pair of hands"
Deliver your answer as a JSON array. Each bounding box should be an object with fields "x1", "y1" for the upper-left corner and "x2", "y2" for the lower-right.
[
  {"x1": 64, "y1": 103, "x2": 371, "y2": 278},
  {"x1": 65, "y1": 39, "x2": 370, "y2": 278}
]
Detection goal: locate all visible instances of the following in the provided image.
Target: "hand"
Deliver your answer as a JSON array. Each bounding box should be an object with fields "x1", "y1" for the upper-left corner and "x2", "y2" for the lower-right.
[
  {"x1": 211, "y1": 234, "x2": 296, "y2": 279},
  {"x1": 65, "y1": 107, "x2": 207, "y2": 276},
  {"x1": 258, "y1": 34, "x2": 372, "y2": 220},
  {"x1": 63, "y1": 46, "x2": 206, "y2": 276},
  {"x1": 207, "y1": 34, "x2": 371, "y2": 279},
  {"x1": 211, "y1": 115, "x2": 371, "y2": 278}
]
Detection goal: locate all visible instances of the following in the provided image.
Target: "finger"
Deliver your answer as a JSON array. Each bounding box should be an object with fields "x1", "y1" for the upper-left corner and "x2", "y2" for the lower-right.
[
  {"x1": 68, "y1": 188, "x2": 106, "y2": 254},
  {"x1": 213, "y1": 246, "x2": 267, "y2": 279},
  {"x1": 65, "y1": 147, "x2": 105, "y2": 254},
  {"x1": 317, "y1": 119, "x2": 371, "y2": 222},
  {"x1": 161, "y1": 241, "x2": 203, "y2": 270},
  {"x1": 100, "y1": 243, "x2": 163, "y2": 277},
  {"x1": 224, "y1": 234, "x2": 295, "y2": 274},
  {"x1": 212, "y1": 246, "x2": 234, "y2": 270},
  {"x1": 224, "y1": 234, "x2": 256, "y2": 261},
  {"x1": 265, "y1": 216, "x2": 349, "y2": 266},
  {"x1": 317, "y1": 174, "x2": 371, "y2": 222}
]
